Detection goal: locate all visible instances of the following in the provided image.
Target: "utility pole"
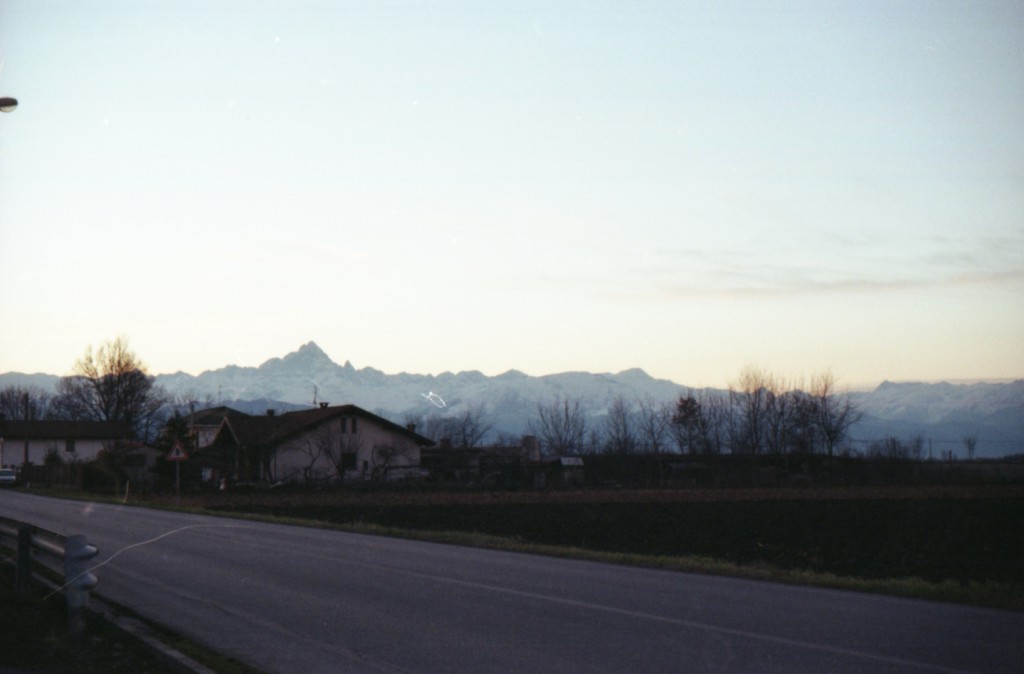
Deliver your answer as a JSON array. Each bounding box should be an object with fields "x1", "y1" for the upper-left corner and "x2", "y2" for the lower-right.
[
  {"x1": 0, "y1": 98, "x2": 15, "y2": 471},
  {"x1": 22, "y1": 392, "x2": 30, "y2": 472}
]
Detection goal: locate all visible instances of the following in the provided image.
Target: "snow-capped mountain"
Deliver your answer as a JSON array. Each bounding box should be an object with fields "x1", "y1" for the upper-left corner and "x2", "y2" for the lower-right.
[
  {"x1": 849, "y1": 380, "x2": 1024, "y2": 459},
  {"x1": 2, "y1": 342, "x2": 1022, "y2": 457},
  {"x1": 153, "y1": 342, "x2": 687, "y2": 437}
]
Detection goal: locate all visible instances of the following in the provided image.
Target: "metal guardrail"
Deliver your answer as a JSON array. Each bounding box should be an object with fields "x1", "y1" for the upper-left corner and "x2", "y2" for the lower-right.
[
  {"x1": 1, "y1": 515, "x2": 215, "y2": 672},
  {"x1": 0, "y1": 514, "x2": 99, "y2": 636}
]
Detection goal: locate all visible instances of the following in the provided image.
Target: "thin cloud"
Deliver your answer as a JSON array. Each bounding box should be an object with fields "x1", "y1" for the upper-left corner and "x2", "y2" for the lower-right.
[
  {"x1": 614, "y1": 231, "x2": 1024, "y2": 302},
  {"x1": 649, "y1": 269, "x2": 1024, "y2": 302},
  {"x1": 496, "y1": 245, "x2": 1024, "y2": 303}
]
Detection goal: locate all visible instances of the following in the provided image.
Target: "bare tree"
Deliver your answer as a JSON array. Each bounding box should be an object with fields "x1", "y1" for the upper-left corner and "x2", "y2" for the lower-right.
[
  {"x1": 636, "y1": 396, "x2": 671, "y2": 454},
  {"x1": 370, "y1": 442, "x2": 416, "y2": 481},
  {"x1": 602, "y1": 396, "x2": 638, "y2": 455},
  {"x1": 637, "y1": 396, "x2": 673, "y2": 485},
  {"x1": 762, "y1": 375, "x2": 819, "y2": 458},
  {"x1": 962, "y1": 434, "x2": 978, "y2": 461},
  {"x1": 729, "y1": 366, "x2": 771, "y2": 454},
  {"x1": 297, "y1": 433, "x2": 326, "y2": 482},
  {"x1": 421, "y1": 414, "x2": 448, "y2": 443},
  {"x1": 49, "y1": 383, "x2": 94, "y2": 421},
  {"x1": 702, "y1": 392, "x2": 731, "y2": 455},
  {"x1": 810, "y1": 371, "x2": 862, "y2": 461},
  {"x1": 491, "y1": 431, "x2": 523, "y2": 447},
  {"x1": 326, "y1": 432, "x2": 364, "y2": 481},
  {"x1": 762, "y1": 373, "x2": 791, "y2": 458},
  {"x1": 530, "y1": 396, "x2": 587, "y2": 457},
  {"x1": 787, "y1": 391, "x2": 819, "y2": 455},
  {"x1": 290, "y1": 420, "x2": 367, "y2": 482},
  {"x1": 868, "y1": 435, "x2": 923, "y2": 461},
  {"x1": 0, "y1": 385, "x2": 51, "y2": 420},
  {"x1": 428, "y1": 404, "x2": 493, "y2": 448},
  {"x1": 455, "y1": 403, "x2": 493, "y2": 447},
  {"x1": 51, "y1": 337, "x2": 168, "y2": 440},
  {"x1": 169, "y1": 390, "x2": 215, "y2": 418}
]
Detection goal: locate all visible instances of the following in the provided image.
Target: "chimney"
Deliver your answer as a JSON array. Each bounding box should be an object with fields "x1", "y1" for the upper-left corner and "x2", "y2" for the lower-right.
[
  {"x1": 320, "y1": 402, "x2": 329, "y2": 409},
  {"x1": 406, "y1": 423, "x2": 416, "y2": 433},
  {"x1": 266, "y1": 409, "x2": 276, "y2": 417},
  {"x1": 440, "y1": 437, "x2": 452, "y2": 449}
]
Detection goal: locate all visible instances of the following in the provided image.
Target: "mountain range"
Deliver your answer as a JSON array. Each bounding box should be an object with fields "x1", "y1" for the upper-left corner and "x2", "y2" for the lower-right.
[{"x1": 3, "y1": 341, "x2": 1022, "y2": 458}]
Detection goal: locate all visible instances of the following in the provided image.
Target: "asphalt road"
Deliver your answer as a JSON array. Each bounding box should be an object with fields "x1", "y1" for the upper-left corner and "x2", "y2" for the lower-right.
[{"x1": 2, "y1": 490, "x2": 1022, "y2": 674}]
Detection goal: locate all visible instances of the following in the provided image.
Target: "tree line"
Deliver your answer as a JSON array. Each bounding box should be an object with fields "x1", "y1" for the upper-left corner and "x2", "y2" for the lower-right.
[
  {"x1": 391, "y1": 366, "x2": 865, "y2": 461},
  {"x1": 527, "y1": 366, "x2": 862, "y2": 459}
]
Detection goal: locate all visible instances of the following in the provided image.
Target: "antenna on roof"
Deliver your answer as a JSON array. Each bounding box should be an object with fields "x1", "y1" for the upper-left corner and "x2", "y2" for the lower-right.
[{"x1": 312, "y1": 384, "x2": 318, "y2": 408}]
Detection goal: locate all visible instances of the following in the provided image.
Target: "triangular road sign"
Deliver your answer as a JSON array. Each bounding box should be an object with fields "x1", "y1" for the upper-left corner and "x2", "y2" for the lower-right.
[{"x1": 166, "y1": 441, "x2": 189, "y2": 461}]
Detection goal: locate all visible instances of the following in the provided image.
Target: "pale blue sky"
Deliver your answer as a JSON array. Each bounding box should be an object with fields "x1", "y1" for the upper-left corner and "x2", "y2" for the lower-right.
[{"x1": 1, "y1": 1, "x2": 1022, "y2": 388}]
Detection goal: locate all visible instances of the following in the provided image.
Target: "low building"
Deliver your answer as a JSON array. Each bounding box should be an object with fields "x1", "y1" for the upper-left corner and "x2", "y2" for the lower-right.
[
  {"x1": 0, "y1": 420, "x2": 131, "y2": 469},
  {"x1": 118, "y1": 442, "x2": 164, "y2": 486},
  {"x1": 532, "y1": 456, "x2": 586, "y2": 489}
]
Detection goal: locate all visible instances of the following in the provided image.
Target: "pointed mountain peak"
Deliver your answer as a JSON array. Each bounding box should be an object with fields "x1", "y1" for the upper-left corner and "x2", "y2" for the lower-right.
[
  {"x1": 260, "y1": 342, "x2": 337, "y2": 372},
  {"x1": 290, "y1": 341, "x2": 328, "y2": 359},
  {"x1": 615, "y1": 367, "x2": 653, "y2": 381}
]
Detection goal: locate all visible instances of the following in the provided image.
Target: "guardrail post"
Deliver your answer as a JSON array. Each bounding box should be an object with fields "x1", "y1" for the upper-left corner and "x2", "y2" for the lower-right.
[
  {"x1": 15, "y1": 525, "x2": 31, "y2": 597},
  {"x1": 63, "y1": 534, "x2": 99, "y2": 638}
]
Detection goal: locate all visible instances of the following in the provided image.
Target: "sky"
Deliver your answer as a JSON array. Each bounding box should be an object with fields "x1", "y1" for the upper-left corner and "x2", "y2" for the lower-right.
[{"x1": 1, "y1": 1, "x2": 1022, "y2": 390}]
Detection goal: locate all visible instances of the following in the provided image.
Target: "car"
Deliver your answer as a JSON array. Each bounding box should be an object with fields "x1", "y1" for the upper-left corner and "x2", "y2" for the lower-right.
[{"x1": 0, "y1": 469, "x2": 17, "y2": 486}]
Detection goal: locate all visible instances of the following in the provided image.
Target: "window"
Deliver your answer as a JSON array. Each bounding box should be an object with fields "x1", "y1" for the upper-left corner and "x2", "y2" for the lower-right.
[
  {"x1": 65, "y1": 439, "x2": 76, "y2": 453},
  {"x1": 351, "y1": 417, "x2": 357, "y2": 433},
  {"x1": 341, "y1": 452, "x2": 357, "y2": 470},
  {"x1": 341, "y1": 418, "x2": 347, "y2": 433}
]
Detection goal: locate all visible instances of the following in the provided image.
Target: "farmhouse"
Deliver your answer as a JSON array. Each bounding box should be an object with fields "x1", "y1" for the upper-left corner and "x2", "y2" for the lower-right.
[
  {"x1": 0, "y1": 419, "x2": 132, "y2": 469},
  {"x1": 201, "y1": 404, "x2": 434, "y2": 484}
]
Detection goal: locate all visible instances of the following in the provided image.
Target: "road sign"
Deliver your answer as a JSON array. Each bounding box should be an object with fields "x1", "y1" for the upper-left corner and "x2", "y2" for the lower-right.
[{"x1": 166, "y1": 441, "x2": 189, "y2": 462}]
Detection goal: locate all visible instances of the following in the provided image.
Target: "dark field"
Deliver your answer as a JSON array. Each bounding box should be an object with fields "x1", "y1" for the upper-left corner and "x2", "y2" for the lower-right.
[{"x1": 194, "y1": 485, "x2": 1024, "y2": 585}]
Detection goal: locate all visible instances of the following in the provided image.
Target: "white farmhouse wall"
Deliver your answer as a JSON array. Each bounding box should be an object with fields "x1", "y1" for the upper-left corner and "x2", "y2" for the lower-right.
[
  {"x1": 0, "y1": 437, "x2": 110, "y2": 468},
  {"x1": 271, "y1": 415, "x2": 421, "y2": 484}
]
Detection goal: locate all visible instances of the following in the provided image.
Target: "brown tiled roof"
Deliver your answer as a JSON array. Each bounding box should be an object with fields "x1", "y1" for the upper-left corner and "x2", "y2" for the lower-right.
[
  {"x1": 188, "y1": 406, "x2": 251, "y2": 427},
  {"x1": 0, "y1": 420, "x2": 132, "y2": 440},
  {"x1": 216, "y1": 404, "x2": 434, "y2": 448}
]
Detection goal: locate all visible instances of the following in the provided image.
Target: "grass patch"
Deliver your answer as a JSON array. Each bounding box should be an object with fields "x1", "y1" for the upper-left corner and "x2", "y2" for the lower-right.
[{"x1": 93, "y1": 595, "x2": 269, "y2": 674}]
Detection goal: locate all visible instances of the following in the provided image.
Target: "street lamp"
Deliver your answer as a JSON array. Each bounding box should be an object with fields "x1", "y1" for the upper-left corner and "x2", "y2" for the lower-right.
[{"x1": 0, "y1": 97, "x2": 18, "y2": 113}]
